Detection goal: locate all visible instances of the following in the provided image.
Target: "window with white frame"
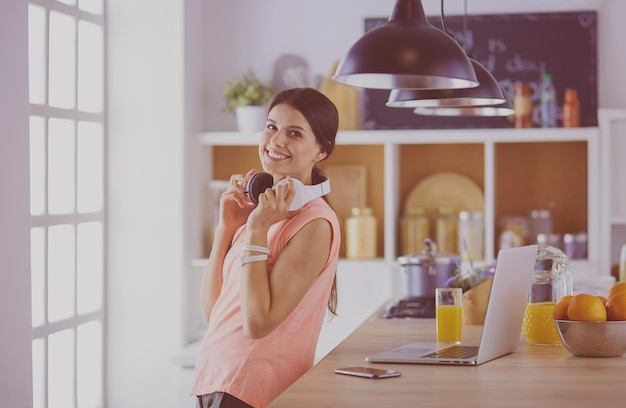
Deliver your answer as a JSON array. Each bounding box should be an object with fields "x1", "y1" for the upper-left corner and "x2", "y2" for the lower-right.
[{"x1": 28, "y1": 0, "x2": 106, "y2": 407}]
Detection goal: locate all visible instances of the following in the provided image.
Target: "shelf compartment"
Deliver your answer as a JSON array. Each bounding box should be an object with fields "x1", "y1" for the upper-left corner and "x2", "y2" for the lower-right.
[{"x1": 494, "y1": 141, "x2": 588, "y2": 254}]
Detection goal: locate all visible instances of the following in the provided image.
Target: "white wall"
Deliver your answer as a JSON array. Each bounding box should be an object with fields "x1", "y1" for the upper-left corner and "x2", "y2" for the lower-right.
[
  {"x1": 107, "y1": 0, "x2": 185, "y2": 407},
  {"x1": 0, "y1": 0, "x2": 33, "y2": 406},
  {"x1": 200, "y1": 0, "x2": 625, "y2": 131}
]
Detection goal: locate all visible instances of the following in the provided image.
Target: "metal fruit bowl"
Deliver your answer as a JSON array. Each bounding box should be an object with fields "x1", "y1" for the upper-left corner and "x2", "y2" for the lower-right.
[{"x1": 551, "y1": 319, "x2": 626, "y2": 357}]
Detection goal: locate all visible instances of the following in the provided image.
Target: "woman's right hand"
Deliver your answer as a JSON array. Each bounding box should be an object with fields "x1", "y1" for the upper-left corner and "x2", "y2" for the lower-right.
[{"x1": 217, "y1": 169, "x2": 256, "y2": 231}]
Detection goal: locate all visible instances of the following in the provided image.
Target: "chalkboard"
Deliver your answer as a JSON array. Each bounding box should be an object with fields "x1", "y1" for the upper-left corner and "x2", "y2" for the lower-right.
[{"x1": 362, "y1": 11, "x2": 598, "y2": 129}]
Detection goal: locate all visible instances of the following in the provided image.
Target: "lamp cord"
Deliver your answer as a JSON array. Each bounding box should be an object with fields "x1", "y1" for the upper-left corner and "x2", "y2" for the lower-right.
[
  {"x1": 440, "y1": 0, "x2": 470, "y2": 53},
  {"x1": 440, "y1": 0, "x2": 468, "y2": 35},
  {"x1": 463, "y1": 0, "x2": 468, "y2": 45},
  {"x1": 440, "y1": 0, "x2": 447, "y2": 32}
]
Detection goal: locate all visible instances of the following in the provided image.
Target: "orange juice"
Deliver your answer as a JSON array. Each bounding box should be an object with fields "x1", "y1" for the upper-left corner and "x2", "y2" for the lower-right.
[
  {"x1": 522, "y1": 302, "x2": 562, "y2": 345},
  {"x1": 436, "y1": 305, "x2": 462, "y2": 343}
]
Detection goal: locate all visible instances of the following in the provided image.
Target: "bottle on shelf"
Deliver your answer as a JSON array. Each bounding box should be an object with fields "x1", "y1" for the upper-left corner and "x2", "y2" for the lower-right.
[
  {"x1": 458, "y1": 211, "x2": 484, "y2": 261},
  {"x1": 513, "y1": 82, "x2": 534, "y2": 128},
  {"x1": 539, "y1": 73, "x2": 558, "y2": 128},
  {"x1": 436, "y1": 206, "x2": 458, "y2": 255},
  {"x1": 562, "y1": 88, "x2": 580, "y2": 128},
  {"x1": 345, "y1": 207, "x2": 377, "y2": 259}
]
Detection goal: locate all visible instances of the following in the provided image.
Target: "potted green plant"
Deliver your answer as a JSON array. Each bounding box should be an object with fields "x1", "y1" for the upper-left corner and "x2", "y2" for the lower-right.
[{"x1": 224, "y1": 67, "x2": 274, "y2": 131}]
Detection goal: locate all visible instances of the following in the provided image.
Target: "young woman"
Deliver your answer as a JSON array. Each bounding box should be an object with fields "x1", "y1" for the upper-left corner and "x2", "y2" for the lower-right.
[{"x1": 191, "y1": 88, "x2": 341, "y2": 408}]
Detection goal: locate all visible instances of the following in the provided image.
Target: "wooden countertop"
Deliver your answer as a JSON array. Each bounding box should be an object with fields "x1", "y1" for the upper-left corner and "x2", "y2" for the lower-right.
[{"x1": 270, "y1": 313, "x2": 626, "y2": 407}]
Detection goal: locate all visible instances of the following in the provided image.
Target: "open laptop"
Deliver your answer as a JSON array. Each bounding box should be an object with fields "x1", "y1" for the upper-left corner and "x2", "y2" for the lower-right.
[{"x1": 366, "y1": 244, "x2": 538, "y2": 366}]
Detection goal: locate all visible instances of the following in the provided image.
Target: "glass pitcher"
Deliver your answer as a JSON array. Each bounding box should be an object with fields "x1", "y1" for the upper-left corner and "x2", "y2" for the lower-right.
[{"x1": 522, "y1": 245, "x2": 573, "y2": 345}]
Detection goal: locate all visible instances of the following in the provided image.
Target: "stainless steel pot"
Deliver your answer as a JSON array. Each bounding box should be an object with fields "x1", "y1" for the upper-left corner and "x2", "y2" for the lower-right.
[{"x1": 398, "y1": 239, "x2": 458, "y2": 299}]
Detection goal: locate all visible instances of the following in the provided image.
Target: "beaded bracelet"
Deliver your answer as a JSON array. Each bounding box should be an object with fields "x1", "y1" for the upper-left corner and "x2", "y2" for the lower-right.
[{"x1": 242, "y1": 244, "x2": 270, "y2": 255}]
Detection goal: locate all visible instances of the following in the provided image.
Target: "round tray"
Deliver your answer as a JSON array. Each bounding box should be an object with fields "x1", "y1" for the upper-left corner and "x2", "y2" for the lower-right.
[{"x1": 404, "y1": 171, "x2": 484, "y2": 215}]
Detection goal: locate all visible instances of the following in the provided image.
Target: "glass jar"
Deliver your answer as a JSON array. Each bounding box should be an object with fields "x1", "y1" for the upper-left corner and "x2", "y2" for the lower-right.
[
  {"x1": 522, "y1": 245, "x2": 573, "y2": 345},
  {"x1": 499, "y1": 216, "x2": 528, "y2": 251},
  {"x1": 346, "y1": 207, "x2": 377, "y2": 259},
  {"x1": 563, "y1": 232, "x2": 587, "y2": 260},
  {"x1": 436, "y1": 206, "x2": 458, "y2": 255},
  {"x1": 563, "y1": 233, "x2": 577, "y2": 259},
  {"x1": 575, "y1": 232, "x2": 588, "y2": 259},
  {"x1": 457, "y1": 211, "x2": 484, "y2": 261},
  {"x1": 527, "y1": 209, "x2": 552, "y2": 244},
  {"x1": 399, "y1": 207, "x2": 430, "y2": 256}
]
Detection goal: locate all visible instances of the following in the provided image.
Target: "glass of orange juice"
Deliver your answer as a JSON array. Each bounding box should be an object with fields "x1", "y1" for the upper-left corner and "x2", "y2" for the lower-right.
[{"x1": 436, "y1": 287, "x2": 462, "y2": 343}]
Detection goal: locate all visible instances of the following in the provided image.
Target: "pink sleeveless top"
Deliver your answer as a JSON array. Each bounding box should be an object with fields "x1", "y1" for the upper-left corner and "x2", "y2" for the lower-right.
[{"x1": 190, "y1": 198, "x2": 340, "y2": 408}]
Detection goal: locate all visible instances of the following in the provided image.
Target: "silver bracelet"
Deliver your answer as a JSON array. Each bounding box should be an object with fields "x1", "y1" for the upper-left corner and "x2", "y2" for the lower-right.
[
  {"x1": 242, "y1": 244, "x2": 270, "y2": 254},
  {"x1": 238, "y1": 254, "x2": 269, "y2": 266}
]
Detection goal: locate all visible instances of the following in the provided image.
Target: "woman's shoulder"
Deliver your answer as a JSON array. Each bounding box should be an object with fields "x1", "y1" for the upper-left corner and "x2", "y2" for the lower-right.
[
  {"x1": 277, "y1": 199, "x2": 338, "y2": 237},
  {"x1": 297, "y1": 198, "x2": 338, "y2": 223}
]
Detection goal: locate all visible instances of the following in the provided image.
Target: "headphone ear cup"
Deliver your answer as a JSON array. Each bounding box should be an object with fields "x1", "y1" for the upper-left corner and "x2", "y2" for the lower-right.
[{"x1": 245, "y1": 172, "x2": 274, "y2": 205}]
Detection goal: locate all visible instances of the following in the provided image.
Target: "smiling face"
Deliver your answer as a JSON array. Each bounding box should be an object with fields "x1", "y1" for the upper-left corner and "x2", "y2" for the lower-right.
[{"x1": 259, "y1": 103, "x2": 327, "y2": 185}]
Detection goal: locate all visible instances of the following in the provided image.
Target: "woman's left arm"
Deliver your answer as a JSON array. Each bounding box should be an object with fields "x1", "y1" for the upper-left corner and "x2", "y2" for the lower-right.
[{"x1": 239, "y1": 182, "x2": 332, "y2": 339}]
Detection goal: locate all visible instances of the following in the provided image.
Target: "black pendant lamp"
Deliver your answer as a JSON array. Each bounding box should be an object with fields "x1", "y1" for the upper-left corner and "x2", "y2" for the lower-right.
[
  {"x1": 386, "y1": 58, "x2": 507, "y2": 108},
  {"x1": 388, "y1": 0, "x2": 513, "y2": 117},
  {"x1": 332, "y1": 0, "x2": 478, "y2": 90}
]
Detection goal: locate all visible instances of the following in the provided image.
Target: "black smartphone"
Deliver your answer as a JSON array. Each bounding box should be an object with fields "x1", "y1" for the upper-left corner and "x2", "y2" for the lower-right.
[{"x1": 334, "y1": 366, "x2": 401, "y2": 379}]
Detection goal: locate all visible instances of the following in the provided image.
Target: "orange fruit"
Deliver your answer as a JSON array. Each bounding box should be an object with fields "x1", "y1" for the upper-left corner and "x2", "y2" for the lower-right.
[
  {"x1": 552, "y1": 295, "x2": 573, "y2": 320},
  {"x1": 605, "y1": 292, "x2": 626, "y2": 321},
  {"x1": 607, "y1": 282, "x2": 626, "y2": 299},
  {"x1": 597, "y1": 295, "x2": 608, "y2": 305},
  {"x1": 567, "y1": 293, "x2": 607, "y2": 322}
]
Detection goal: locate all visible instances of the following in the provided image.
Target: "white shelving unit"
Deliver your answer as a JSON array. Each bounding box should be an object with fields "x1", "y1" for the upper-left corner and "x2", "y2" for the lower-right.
[{"x1": 196, "y1": 126, "x2": 600, "y2": 265}]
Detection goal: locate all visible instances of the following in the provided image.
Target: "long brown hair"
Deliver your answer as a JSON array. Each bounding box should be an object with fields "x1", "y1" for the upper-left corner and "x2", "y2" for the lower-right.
[{"x1": 268, "y1": 88, "x2": 339, "y2": 316}]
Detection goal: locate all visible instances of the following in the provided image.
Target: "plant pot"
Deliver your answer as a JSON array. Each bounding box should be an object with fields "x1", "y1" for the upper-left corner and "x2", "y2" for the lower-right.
[
  {"x1": 462, "y1": 276, "x2": 493, "y2": 325},
  {"x1": 235, "y1": 105, "x2": 267, "y2": 132}
]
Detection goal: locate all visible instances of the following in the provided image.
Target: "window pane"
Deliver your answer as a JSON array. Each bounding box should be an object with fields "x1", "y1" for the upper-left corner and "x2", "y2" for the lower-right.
[
  {"x1": 57, "y1": 0, "x2": 77, "y2": 5},
  {"x1": 32, "y1": 338, "x2": 45, "y2": 408},
  {"x1": 31, "y1": 227, "x2": 46, "y2": 327},
  {"x1": 79, "y1": 0, "x2": 103, "y2": 15},
  {"x1": 48, "y1": 225, "x2": 76, "y2": 323},
  {"x1": 28, "y1": 5, "x2": 46, "y2": 104},
  {"x1": 77, "y1": 321, "x2": 102, "y2": 408},
  {"x1": 77, "y1": 222, "x2": 103, "y2": 314},
  {"x1": 48, "y1": 118, "x2": 76, "y2": 214},
  {"x1": 77, "y1": 122, "x2": 103, "y2": 213},
  {"x1": 30, "y1": 116, "x2": 46, "y2": 215},
  {"x1": 48, "y1": 329, "x2": 75, "y2": 408},
  {"x1": 49, "y1": 11, "x2": 76, "y2": 109},
  {"x1": 77, "y1": 21, "x2": 103, "y2": 112}
]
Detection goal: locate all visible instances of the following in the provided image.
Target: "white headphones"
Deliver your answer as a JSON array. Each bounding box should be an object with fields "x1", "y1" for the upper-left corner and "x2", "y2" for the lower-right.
[{"x1": 245, "y1": 172, "x2": 331, "y2": 211}]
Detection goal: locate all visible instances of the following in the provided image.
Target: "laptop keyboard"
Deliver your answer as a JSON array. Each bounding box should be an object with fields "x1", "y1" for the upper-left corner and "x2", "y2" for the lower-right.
[{"x1": 424, "y1": 345, "x2": 479, "y2": 359}]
